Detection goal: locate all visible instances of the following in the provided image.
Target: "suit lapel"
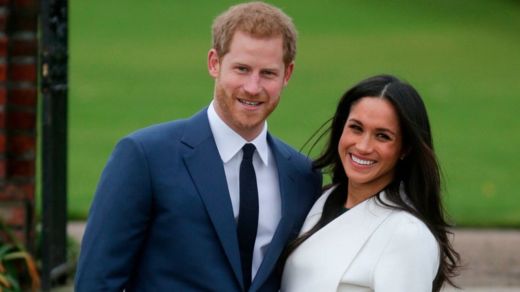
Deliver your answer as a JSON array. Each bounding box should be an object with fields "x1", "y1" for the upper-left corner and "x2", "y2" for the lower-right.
[
  {"x1": 181, "y1": 109, "x2": 242, "y2": 285},
  {"x1": 251, "y1": 136, "x2": 299, "y2": 290}
]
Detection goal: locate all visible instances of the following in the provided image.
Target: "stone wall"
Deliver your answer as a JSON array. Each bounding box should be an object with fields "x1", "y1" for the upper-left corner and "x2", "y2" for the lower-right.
[{"x1": 0, "y1": 0, "x2": 38, "y2": 252}]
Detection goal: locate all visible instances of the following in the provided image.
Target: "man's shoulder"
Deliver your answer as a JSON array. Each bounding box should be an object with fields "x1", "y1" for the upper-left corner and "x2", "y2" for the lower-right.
[
  {"x1": 269, "y1": 135, "x2": 309, "y2": 160},
  {"x1": 125, "y1": 108, "x2": 208, "y2": 144},
  {"x1": 122, "y1": 120, "x2": 185, "y2": 147},
  {"x1": 268, "y1": 135, "x2": 317, "y2": 174},
  {"x1": 131, "y1": 119, "x2": 185, "y2": 137}
]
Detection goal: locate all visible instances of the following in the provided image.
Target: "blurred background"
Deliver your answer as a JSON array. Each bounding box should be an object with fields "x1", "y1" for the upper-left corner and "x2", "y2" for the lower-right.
[{"x1": 67, "y1": 0, "x2": 520, "y2": 228}]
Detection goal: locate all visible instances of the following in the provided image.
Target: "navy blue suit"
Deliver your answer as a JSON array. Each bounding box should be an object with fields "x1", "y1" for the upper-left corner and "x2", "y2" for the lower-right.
[{"x1": 75, "y1": 108, "x2": 322, "y2": 291}]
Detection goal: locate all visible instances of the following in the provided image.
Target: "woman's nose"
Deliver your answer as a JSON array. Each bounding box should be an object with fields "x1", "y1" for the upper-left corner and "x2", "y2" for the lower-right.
[{"x1": 355, "y1": 134, "x2": 373, "y2": 153}]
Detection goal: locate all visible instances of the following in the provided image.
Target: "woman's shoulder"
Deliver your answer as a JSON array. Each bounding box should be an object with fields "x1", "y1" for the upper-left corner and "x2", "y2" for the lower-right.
[
  {"x1": 387, "y1": 211, "x2": 434, "y2": 237},
  {"x1": 371, "y1": 210, "x2": 440, "y2": 282},
  {"x1": 307, "y1": 185, "x2": 336, "y2": 216},
  {"x1": 298, "y1": 186, "x2": 337, "y2": 233},
  {"x1": 375, "y1": 190, "x2": 435, "y2": 241},
  {"x1": 379, "y1": 210, "x2": 439, "y2": 258}
]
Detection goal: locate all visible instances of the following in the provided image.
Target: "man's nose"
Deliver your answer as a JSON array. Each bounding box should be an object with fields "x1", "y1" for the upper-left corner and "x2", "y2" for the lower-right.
[{"x1": 243, "y1": 74, "x2": 262, "y2": 96}]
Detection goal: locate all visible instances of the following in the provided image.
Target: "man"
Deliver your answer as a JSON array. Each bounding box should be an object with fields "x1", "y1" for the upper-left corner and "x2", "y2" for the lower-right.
[{"x1": 75, "y1": 2, "x2": 322, "y2": 291}]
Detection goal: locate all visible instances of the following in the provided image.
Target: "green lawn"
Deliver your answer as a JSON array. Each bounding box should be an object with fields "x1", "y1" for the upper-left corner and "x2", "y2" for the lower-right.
[{"x1": 64, "y1": 0, "x2": 520, "y2": 226}]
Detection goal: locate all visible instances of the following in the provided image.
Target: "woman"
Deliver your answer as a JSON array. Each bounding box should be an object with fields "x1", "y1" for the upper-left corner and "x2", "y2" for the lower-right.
[{"x1": 281, "y1": 75, "x2": 459, "y2": 291}]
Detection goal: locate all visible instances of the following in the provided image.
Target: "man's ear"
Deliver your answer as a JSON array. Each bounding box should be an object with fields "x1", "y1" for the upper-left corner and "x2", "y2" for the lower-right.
[
  {"x1": 208, "y1": 49, "x2": 220, "y2": 78},
  {"x1": 283, "y1": 62, "x2": 295, "y2": 86}
]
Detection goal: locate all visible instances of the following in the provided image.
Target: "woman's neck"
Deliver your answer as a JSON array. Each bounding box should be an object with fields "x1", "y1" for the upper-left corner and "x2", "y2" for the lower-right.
[{"x1": 345, "y1": 181, "x2": 386, "y2": 209}]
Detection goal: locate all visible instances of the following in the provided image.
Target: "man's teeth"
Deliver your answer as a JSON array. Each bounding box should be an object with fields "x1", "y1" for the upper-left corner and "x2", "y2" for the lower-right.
[
  {"x1": 351, "y1": 155, "x2": 375, "y2": 165},
  {"x1": 239, "y1": 99, "x2": 260, "y2": 106}
]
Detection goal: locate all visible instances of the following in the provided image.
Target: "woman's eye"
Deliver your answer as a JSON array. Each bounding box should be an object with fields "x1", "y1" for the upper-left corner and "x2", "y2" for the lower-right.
[
  {"x1": 376, "y1": 133, "x2": 391, "y2": 141},
  {"x1": 348, "y1": 124, "x2": 362, "y2": 132}
]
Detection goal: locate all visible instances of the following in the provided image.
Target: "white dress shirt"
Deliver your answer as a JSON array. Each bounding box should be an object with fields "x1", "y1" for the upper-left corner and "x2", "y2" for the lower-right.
[{"x1": 207, "y1": 101, "x2": 282, "y2": 279}]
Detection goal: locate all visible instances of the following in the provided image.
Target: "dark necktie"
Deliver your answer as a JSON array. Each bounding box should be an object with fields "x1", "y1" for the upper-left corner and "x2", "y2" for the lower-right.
[{"x1": 237, "y1": 143, "x2": 259, "y2": 291}]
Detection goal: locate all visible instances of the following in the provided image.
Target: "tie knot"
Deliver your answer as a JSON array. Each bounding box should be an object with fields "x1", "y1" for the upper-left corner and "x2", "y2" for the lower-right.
[{"x1": 242, "y1": 143, "x2": 256, "y2": 160}]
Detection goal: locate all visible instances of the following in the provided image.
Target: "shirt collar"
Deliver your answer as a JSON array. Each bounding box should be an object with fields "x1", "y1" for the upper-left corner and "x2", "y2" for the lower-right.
[{"x1": 208, "y1": 101, "x2": 269, "y2": 165}]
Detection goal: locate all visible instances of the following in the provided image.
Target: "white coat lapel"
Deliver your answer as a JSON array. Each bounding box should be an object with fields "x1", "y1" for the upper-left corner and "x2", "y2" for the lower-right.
[{"x1": 285, "y1": 190, "x2": 394, "y2": 291}]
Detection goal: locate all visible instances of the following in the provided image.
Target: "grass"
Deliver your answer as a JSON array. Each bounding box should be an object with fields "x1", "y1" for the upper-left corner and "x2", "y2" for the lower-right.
[{"x1": 63, "y1": 0, "x2": 520, "y2": 226}]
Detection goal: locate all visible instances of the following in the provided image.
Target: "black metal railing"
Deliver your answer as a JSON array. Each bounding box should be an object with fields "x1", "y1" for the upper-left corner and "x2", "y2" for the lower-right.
[{"x1": 40, "y1": 0, "x2": 68, "y2": 290}]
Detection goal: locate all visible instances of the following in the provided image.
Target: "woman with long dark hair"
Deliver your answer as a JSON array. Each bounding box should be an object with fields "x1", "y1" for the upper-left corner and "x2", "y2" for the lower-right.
[{"x1": 281, "y1": 74, "x2": 459, "y2": 291}]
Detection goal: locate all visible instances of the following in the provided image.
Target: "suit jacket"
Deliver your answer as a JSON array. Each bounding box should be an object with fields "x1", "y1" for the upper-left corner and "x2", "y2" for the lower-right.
[
  {"x1": 281, "y1": 186, "x2": 439, "y2": 292},
  {"x1": 75, "y1": 108, "x2": 322, "y2": 291}
]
